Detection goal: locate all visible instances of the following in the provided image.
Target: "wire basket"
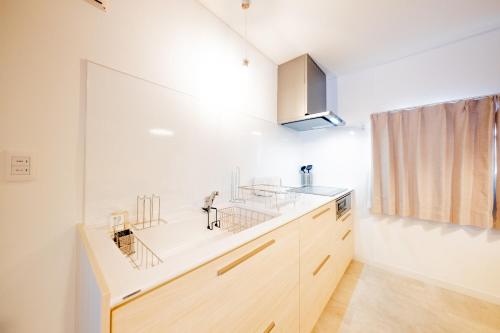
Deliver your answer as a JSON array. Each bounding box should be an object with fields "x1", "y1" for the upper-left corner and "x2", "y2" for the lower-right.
[
  {"x1": 112, "y1": 229, "x2": 163, "y2": 270},
  {"x1": 133, "y1": 194, "x2": 165, "y2": 230},
  {"x1": 219, "y1": 206, "x2": 276, "y2": 233},
  {"x1": 239, "y1": 184, "x2": 299, "y2": 210}
]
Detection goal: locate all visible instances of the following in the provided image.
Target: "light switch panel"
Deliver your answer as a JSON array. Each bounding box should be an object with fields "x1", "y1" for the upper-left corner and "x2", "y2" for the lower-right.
[{"x1": 3, "y1": 151, "x2": 34, "y2": 181}]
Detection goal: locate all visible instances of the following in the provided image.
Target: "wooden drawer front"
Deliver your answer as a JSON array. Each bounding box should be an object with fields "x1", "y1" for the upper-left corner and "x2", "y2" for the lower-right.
[
  {"x1": 111, "y1": 222, "x2": 300, "y2": 333},
  {"x1": 335, "y1": 210, "x2": 352, "y2": 239},
  {"x1": 336, "y1": 226, "x2": 354, "y2": 277},
  {"x1": 323, "y1": 225, "x2": 354, "y2": 299},
  {"x1": 300, "y1": 202, "x2": 336, "y2": 252},
  {"x1": 300, "y1": 224, "x2": 336, "y2": 333}
]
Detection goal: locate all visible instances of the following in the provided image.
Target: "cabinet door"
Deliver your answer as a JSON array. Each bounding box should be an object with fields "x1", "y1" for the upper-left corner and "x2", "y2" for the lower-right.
[{"x1": 111, "y1": 221, "x2": 300, "y2": 333}]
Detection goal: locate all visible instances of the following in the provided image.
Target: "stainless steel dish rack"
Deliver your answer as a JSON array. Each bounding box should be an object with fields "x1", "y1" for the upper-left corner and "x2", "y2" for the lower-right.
[
  {"x1": 239, "y1": 184, "x2": 299, "y2": 210},
  {"x1": 133, "y1": 194, "x2": 166, "y2": 230},
  {"x1": 219, "y1": 206, "x2": 276, "y2": 233},
  {"x1": 112, "y1": 229, "x2": 163, "y2": 270}
]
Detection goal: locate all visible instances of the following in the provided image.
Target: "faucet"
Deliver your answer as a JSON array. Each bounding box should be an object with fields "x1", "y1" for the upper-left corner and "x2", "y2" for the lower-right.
[
  {"x1": 202, "y1": 191, "x2": 220, "y2": 230},
  {"x1": 203, "y1": 191, "x2": 219, "y2": 211}
]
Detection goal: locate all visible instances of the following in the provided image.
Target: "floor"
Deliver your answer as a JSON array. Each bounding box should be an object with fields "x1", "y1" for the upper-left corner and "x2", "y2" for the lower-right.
[{"x1": 313, "y1": 261, "x2": 500, "y2": 333}]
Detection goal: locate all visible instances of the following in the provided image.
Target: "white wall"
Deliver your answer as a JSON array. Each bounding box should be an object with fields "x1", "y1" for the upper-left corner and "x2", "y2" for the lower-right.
[
  {"x1": 0, "y1": 1, "x2": 279, "y2": 332},
  {"x1": 302, "y1": 28, "x2": 500, "y2": 303},
  {"x1": 85, "y1": 62, "x2": 301, "y2": 226}
]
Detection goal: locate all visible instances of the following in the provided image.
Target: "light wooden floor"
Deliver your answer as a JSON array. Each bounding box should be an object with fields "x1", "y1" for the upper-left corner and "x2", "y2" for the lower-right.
[{"x1": 313, "y1": 261, "x2": 500, "y2": 333}]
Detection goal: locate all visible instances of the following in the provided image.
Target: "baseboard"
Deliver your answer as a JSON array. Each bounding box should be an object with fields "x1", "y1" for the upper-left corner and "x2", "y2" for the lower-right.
[{"x1": 354, "y1": 256, "x2": 500, "y2": 306}]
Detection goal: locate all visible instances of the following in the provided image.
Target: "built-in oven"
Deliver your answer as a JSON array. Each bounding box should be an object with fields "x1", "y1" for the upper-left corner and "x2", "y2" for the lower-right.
[{"x1": 336, "y1": 192, "x2": 351, "y2": 220}]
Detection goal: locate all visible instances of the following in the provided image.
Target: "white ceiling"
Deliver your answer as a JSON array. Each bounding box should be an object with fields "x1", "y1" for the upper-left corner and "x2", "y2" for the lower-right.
[{"x1": 198, "y1": 0, "x2": 500, "y2": 74}]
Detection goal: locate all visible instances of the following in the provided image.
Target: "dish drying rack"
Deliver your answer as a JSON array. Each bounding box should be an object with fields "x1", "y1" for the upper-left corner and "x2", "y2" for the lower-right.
[
  {"x1": 132, "y1": 194, "x2": 166, "y2": 230},
  {"x1": 239, "y1": 184, "x2": 299, "y2": 211},
  {"x1": 112, "y1": 228, "x2": 163, "y2": 270},
  {"x1": 218, "y1": 206, "x2": 276, "y2": 233},
  {"x1": 110, "y1": 196, "x2": 164, "y2": 270}
]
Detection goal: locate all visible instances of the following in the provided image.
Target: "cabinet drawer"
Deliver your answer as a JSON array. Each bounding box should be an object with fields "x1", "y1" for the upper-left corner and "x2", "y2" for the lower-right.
[
  {"x1": 335, "y1": 210, "x2": 353, "y2": 240},
  {"x1": 300, "y1": 224, "x2": 336, "y2": 333},
  {"x1": 111, "y1": 222, "x2": 300, "y2": 333},
  {"x1": 336, "y1": 226, "x2": 354, "y2": 277},
  {"x1": 300, "y1": 202, "x2": 336, "y2": 252}
]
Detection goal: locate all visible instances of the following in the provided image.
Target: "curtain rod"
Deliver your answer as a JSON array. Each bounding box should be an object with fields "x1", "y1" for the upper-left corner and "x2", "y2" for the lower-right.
[{"x1": 386, "y1": 92, "x2": 500, "y2": 113}]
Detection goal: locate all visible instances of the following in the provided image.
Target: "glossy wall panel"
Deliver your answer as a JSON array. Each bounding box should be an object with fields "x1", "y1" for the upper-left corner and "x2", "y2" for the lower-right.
[{"x1": 85, "y1": 63, "x2": 302, "y2": 225}]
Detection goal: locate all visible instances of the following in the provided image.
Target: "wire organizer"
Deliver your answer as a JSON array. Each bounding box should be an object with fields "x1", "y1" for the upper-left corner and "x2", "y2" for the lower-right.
[
  {"x1": 112, "y1": 229, "x2": 163, "y2": 270},
  {"x1": 218, "y1": 206, "x2": 276, "y2": 233},
  {"x1": 133, "y1": 194, "x2": 166, "y2": 230},
  {"x1": 126, "y1": 233, "x2": 163, "y2": 270},
  {"x1": 239, "y1": 184, "x2": 299, "y2": 211}
]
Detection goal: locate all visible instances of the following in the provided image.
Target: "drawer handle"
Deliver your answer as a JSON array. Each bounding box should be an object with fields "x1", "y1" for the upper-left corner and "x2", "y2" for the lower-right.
[
  {"x1": 342, "y1": 230, "x2": 351, "y2": 241},
  {"x1": 217, "y1": 240, "x2": 275, "y2": 276},
  {"x1": 313, "y1": 254, "x2": 331, "y2": 276},
  {"x1": 340, "y1": 212, "x2": 351, "y2": 222},
  {"x1": 263, "y1": 321, "x2": 276, "y2": 333},
  {"x1": 313, "y1": 208, "x2": 330, "y2": 220}
]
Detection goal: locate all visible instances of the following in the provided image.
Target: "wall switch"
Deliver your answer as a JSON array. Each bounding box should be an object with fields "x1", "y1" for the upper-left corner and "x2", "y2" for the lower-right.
[{"x1": 3, "y1": 151, "x2": 34, "y2": 182}]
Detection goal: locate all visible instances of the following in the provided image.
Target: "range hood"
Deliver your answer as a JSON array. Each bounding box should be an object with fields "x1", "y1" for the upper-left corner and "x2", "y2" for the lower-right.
[
  {"x1": 281, "y1": 111, "x2": 345, "y2": 131},
  {"x1": 278, "y1": 54, "x2": 345, "y2": 131}
]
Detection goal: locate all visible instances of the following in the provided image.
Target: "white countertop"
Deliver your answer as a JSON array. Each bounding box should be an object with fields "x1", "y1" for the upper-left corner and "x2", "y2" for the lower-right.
[{"x1": 83, "y1": 190, "x2": 351, "y2": 306}]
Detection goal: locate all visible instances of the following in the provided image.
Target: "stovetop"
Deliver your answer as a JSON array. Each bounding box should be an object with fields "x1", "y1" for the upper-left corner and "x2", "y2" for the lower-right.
[{"x1": 290, "y1": 186, "x2": 347, "y2": 197}]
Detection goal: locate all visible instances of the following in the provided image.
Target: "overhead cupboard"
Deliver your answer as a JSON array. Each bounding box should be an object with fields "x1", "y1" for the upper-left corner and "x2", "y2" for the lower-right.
[{"x1": 92, "y1": 194, "x2": 354, "y2": 333}]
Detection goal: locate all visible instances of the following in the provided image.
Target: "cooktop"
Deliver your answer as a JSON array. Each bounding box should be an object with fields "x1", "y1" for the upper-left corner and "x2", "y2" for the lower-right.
[{"x1": 290, "y1": 186, "x2": 347, "y2": 197}]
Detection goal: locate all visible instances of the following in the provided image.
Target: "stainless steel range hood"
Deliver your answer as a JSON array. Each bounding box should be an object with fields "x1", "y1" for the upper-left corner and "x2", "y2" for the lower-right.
[
  {"x1": 278, "y1": 54, "x2": 345, "y2": 131},
  {"x1": 281, "y1": 111, "x2": 345, "y2": 131}
]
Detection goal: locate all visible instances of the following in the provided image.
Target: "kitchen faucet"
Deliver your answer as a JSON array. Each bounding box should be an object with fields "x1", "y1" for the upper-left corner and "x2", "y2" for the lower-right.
[{"x1": 202, "y1": 191, "x2": 220, "y2": 230}]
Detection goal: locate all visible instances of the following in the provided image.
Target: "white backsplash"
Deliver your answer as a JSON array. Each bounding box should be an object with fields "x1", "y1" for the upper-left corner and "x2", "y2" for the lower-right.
[{"x1": 85, "y1": 62, "x2": 302, "y2": 225}]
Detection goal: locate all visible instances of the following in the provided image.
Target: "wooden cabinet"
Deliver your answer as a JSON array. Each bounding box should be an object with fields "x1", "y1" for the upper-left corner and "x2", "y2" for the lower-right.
[
  {"x1": 299, "y1": 202, "x2": 338, "y2": 333},
  {"x1": 299, "y1": 200, "x2": 354, "y2": 333},
  {"x1": 336, "y1": 214, "x2": 354, "y2": 280},
  {"x1": 111, "y1": 221, "x2": 300, "y2": 333},
  {"x1": 109, "y1": 195, "x2": 354, "y2": 333}
]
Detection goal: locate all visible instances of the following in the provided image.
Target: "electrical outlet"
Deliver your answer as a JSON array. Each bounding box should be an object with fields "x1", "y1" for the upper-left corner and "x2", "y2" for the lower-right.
[{"x1": 3, "y1": 151, "x2": 34, "y2": 182}]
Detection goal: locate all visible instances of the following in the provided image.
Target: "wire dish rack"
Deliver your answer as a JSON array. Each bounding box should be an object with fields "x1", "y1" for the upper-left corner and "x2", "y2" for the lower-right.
[
  {"x1": 239, "y1": 184, "x2": 299, "y2": 211},
  {"x1": 219, "y1": 206, "x2": 276, "y2": 233},
  {"x1": 112, "y1": 229, "x2": 163, "y2": 270},
  {"x1": 132, "y1": 194, "x2": 166, "y2": 230}
]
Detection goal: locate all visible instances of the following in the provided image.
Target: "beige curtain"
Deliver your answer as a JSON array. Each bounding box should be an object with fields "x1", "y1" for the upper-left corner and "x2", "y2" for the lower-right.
[
  {"x1": 371, "y1": 97, "x2": 495, "y2": 228},
  {"x1": 495, "y1": 96, "x2": 500, "y2": 229}
]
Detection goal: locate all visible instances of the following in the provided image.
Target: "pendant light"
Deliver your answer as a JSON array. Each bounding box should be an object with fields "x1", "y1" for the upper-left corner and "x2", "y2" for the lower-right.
[{"x1": 242, "y1": 0, "x2": 250, "y2": 66}]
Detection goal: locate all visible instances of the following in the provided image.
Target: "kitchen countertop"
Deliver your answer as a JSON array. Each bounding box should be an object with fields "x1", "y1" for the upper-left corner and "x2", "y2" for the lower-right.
[{"x1": 83, "y1": 189, "x2": 351, "y2": 307}]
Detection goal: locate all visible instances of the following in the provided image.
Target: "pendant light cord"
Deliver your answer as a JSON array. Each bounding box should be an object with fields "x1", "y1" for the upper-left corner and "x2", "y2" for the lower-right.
[{"x1": 244, "y1": 4, "x2": 248, "y2": 61}]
